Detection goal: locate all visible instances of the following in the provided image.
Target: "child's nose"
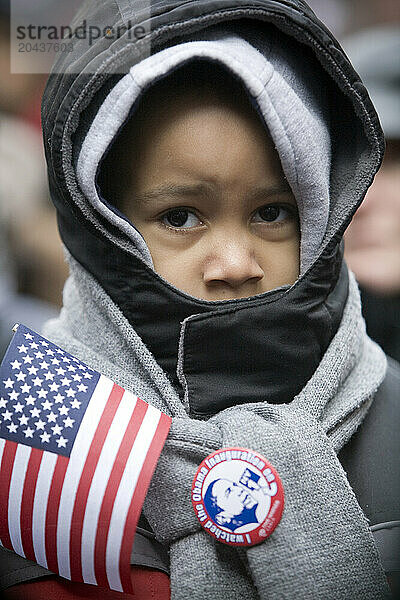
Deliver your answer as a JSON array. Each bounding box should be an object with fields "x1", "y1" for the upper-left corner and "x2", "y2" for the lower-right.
[{"x1": 202, "y1": 237, "x2": 264, "y2": 290}]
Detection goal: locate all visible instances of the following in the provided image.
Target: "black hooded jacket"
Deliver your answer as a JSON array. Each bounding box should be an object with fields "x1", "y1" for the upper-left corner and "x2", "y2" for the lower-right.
[{"x1": 1, "y1": 0, "x2": 399, "y2": 595}]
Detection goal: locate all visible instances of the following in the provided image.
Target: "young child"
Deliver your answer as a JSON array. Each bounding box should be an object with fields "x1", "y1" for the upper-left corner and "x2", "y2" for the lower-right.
[{"x1": 1, "y1": 1, "x2": 399, "y2": 598}]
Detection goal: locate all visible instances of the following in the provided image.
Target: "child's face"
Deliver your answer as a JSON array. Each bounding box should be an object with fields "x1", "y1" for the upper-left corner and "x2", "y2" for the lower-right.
[{"x1": 123, "y1": 96, "x2": 300, "y2": 301}]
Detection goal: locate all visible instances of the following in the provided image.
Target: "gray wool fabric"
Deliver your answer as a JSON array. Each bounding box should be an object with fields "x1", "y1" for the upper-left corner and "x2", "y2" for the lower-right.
[
  {"x1": 43, "y1": 254, "x2": 391, "y2": 599},
  {"x1": 77, "y1": 32, "x2": 331, "y2": 274}
]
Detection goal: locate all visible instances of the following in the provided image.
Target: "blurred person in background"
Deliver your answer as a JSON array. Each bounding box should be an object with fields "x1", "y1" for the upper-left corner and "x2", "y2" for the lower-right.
[
  {"x1": 343, "y1": 26, "x2": 400, "y2": 362},
  {"x1": 346, "y1": 0, "x2": 399, "y2": 31},
  {"x1": 0, "y1": 0, "x2": 68, "y2": 355},
  {"x1": 307, "y1": 0, "x2": 399, "y2": 37}
]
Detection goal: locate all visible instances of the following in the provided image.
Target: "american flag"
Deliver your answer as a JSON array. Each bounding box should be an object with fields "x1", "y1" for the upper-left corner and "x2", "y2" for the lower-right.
[{"x1": 0, "y1": 324, "x2": 171, "y2": 594}]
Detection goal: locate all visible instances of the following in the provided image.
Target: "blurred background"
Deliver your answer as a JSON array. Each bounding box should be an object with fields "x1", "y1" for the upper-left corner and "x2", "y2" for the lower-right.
[{"x1": 0, "y1": 0, "x2": 399, "y2": 359}]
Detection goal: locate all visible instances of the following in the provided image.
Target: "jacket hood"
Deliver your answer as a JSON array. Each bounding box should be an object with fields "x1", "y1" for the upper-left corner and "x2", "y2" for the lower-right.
[
  {"x1": 42, "y1": 0, "x2": 384, "y2": 256},
  {"x1": 41, "y1": 0, "x2": 385, "y2": 414}
]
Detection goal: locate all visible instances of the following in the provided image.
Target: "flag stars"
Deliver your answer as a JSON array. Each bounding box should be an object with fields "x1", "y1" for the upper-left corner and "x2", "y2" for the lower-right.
[
  {"x1": 63, "y1": 416, "x2": 74, "y2": 428},
  {"x1": 18, "y1": 414, "x2": 29, "y2": 426},
  {"x1": 47, "y1": 411, "x2": 57, "y2": 423},
  {"x1": 41, "y1": 399, "x2": 53, "y2": 411},
  {"x1": 7, "y1": 422, "x2": 18, "y2": 433},
  {"x1": 51, "y1": 424, "x2": 63, "y2": 436},
  {"x1": 24, "y1": 333, "x2": 34, "y2": 340},
  {"x1": 2, "y1": 331, "x2": 98, "y2": 454},
  {"x1": 23, "y1": 427, "x2": 34, "y2": 438}
]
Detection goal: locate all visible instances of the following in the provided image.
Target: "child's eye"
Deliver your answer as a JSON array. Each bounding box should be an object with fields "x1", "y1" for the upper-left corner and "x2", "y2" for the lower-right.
[
  {"x1": 161, "y1": 208, "x2": 202, "y2": 229},
  {"x1": 253, "y1": 204, "x2": 296, "y2": 224}
]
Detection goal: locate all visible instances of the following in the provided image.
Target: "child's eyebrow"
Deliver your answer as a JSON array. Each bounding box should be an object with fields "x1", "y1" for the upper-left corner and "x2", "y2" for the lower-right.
[
  {"x1": 135, "y1": 182, "x2": 293, "y2": 205},
  {"x1": 248, "y1": 184, "x2": 294, "y2": 203},
  {"x1": 135, "y1": 183, "x2": 215, "y2": 205}
]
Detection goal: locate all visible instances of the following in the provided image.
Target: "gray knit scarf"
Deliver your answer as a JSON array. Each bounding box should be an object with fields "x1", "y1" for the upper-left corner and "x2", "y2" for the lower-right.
[{"x1": 43, "y1": 255, "x2": 390, "y2": 599}]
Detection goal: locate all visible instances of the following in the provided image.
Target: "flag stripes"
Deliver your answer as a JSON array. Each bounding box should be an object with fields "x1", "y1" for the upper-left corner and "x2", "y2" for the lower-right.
[
  {"x1": 106, "y1": 403, "x2": 167, "y2": 592},
  {"x1": 92, "y1": 393, "x2": 147, "y2": 588},
  {"x1": 119, "y1": 411, "x2": 172, "y2": 591},
  {"x1": 0, "y1": 380, "x2": 165, "y2": 591},
  {"x1": 55, "y1": 375, "x2": 115, "y2": 579},
  {"x1": 9, "y1": 444, "x2": 31, "y2": 558},
  {"x1": 0, "y1": 440, "x2": 17, "y2": 550},
  {"x1": 69, "y1": 383, "x2": 125, "y2": 582},
  {"x1": 20, "y1": 448, "x2": 42, "y2": 560},
  {"x1": 0, "y1": 438, "x2": 8, "y2": 548},
  {"x1": 32, "y1": 451, "x2": 57, "y2": 569},
  {"x1": 45, "y1": 454, "x2": 69, "y2": 573}
]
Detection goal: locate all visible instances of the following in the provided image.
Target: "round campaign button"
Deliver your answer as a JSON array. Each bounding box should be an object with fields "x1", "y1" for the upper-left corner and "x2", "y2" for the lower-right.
[{"x1": 191, "y1": 447, "x2": 284, "y2": 547}]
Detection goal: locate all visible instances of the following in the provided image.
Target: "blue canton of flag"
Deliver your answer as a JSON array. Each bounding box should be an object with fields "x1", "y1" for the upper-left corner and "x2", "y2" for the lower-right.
[{"x1": 0, "y1": 325, "x2": 99, "y2": 458}]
